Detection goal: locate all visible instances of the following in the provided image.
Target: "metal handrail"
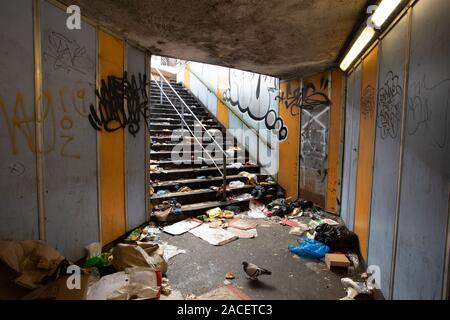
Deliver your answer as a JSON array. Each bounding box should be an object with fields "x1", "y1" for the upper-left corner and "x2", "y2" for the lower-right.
[
  {"x1": 151, "y1": 67, "x2": 228, "y2": 199},
  {"x1": 185, "y1": 64, "x2": 274, "y2": 150}
]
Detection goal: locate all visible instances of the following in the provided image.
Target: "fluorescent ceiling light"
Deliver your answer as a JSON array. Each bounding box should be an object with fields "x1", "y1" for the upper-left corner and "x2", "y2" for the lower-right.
[
  {"x1": 340, "y1": 26, "x2": 376, "y2": 71},
  {"x1": 371, "y1": 0, "x2": 402, "y2": 29}
]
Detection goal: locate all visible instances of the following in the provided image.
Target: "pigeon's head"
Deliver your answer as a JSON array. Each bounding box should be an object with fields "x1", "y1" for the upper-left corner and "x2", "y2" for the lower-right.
[{"x1": 242, "y1": 261, "x2": 248, "y2": 267}]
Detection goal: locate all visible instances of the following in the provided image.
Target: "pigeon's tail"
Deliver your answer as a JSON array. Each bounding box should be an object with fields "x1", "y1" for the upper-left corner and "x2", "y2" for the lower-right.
[{"x1": 261, "y1": 268, "x2": 272, "y2": 275}]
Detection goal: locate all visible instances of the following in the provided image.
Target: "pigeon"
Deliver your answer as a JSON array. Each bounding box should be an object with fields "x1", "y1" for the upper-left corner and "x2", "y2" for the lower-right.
[{"x1": 242, "y1": 261, "x2": 272, "y2": 280}]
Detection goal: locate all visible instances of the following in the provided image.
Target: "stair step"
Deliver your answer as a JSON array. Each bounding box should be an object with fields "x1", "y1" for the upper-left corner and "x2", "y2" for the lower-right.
[
  {"x1": 150, "y1": 142, "x2": 239, "y2": 151},
  {"x1": 149, "y1": 108, "x2": 208, "y2": 115},
  {"x1": 149, "y1": 164, "x2": 259, "y2": 181},
  {"x1": 149, "y1": 123, "x2": 222, "y2": 130},
  {"x1": 151, "y1": 174, "x2": 257, "y2": 191},
  {"x1": 150, "y1": 184, "x2": 254, "y2": 205},
  {"x1": 150, "y1": 118, "x2": 217, "y2": 125},
  {"x1": 149, "y1": 128, "x2": 225, "y2": 136},
  {"x1": 152, "y1": 197, "x2": 253, "y2": 223},
  {"x1": 153, "y1": 157, "x2": 249, "y2": 169},
  {"x1": 150, "y1": 149, "x2": 248, "y2": 161}
]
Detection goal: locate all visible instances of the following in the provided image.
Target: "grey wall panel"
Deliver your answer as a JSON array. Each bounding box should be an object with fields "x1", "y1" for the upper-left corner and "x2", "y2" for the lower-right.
[
  {"x1": 368, "y1": 15, "x2": 408, "y2": 298},
  {"x1": 341, "y1": 65, "x2": 362, "y2": 231},
  {"x1": 394, "y1": 0, "x2": 450, "y2": 299},
  {"x1": 341, "y1": 71, "x2": 355, "y2": 227},
  {"x1": 0, "y1": 0, "x2": 38, "y2": 240},
  {"x1": 126, "y1": 44, "x2": 147, "y2": 231},
  {"x1": 41, "y1": 1, "x2": 98, "y2": 261}
]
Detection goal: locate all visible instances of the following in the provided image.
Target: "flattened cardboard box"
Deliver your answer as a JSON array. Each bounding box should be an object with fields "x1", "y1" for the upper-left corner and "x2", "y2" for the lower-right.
[{"x1": 325, "y1": 253, "x2": 350, "y2": 270}]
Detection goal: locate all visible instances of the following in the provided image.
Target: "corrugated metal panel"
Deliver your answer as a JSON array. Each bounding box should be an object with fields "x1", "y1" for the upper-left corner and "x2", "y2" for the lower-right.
[
  {"x1": 0, "y1": 0, "x2": 38, "y2": 240},
  {"x1": 41, "y1": 0, "x2": 99, "y2": 260},
  {"x1": 368, "y1": 14, "x2": 408, "y2": 298},
  {"x1": 299, "y1": 73, "x2": 331, "y2": 207},
  {"x1": 394, "y1": 0, "x2": 450, "y2": 299},
  {"x1": 341, "y1": 65, "x2": 362, "y2": 231},
  {"x1": 125, "y1": 44, "x2": 147, "y2": 231}
]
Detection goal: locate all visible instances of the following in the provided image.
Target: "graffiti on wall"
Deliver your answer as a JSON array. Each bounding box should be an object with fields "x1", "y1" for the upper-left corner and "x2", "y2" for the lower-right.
[
  {"x1": 277, "y1": 76, "x2": 331, "y2": 116},
  {"x1": 222, "y1": 69, "x2": 288, "y2": 140},
  {"x1": 0, "y1": 81, "x2": 92, "y2": 159},
  {"x1": 407, "y1": 76, "x2": 450, "y2": 149},
  {"x1": 361, "y1": 85, "x2": 376, "y2": 119},
  {"x1": 88, "y1": 72, "x2": 150, "y2": 136},
  {"x1": 377, "y1": 71, "x2": 403, "y2": 139},
  {"x1": 43, "y1": 31, "x2": 95, "y2": 76}
]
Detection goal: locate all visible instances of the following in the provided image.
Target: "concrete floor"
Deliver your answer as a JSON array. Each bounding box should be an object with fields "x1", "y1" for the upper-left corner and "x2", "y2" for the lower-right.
[{"x1": 160, "y1": 217, "x2": 348, "y2": 300}]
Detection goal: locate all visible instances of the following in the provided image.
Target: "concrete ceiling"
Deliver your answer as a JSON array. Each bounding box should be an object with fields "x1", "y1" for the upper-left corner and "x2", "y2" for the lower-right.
[{"x1": 61, "y1": 0, "x2": 368, "y2": 78}]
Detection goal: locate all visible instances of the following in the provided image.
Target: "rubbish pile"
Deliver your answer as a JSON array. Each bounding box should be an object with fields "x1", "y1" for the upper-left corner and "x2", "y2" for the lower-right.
[
  {"x1": 152, "y1": 200, "x2": 182, "y2": 222},
  {"x1": 0, "y1": 234, "x2": 183, "y2": 300}
]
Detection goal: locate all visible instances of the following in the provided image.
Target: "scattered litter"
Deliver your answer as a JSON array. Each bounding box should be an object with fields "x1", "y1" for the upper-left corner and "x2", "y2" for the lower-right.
[
  {"x1": 83, "y1": 253, "x2": 112, "y2": 268},
  {"x1": 225, "y1": 272, "x2": 235, "y2": 280},
  {"x1": 308, "y1": 220, "x2": 321, "y2": 228},
  {"x1": 347, "y1": 253, "x2": 360, "y2": 269},
  {"x1": 229, "y1": 219, "x2": 258, "y2": 230},
  {"x1": 288, "y1": 238, "x2": 330, "y2": 260},
  {"x1": 222, "y1": 210, "x2": 235, "y2": 219},
  {"x1": 267, "y1": 198, "x2": 290, "y2": 216},
  {"x1": 210, "y1": 185, "x2": 230, "y2": 192},
  {"x1": 206, "y1": 207, "x2": 223, "y2": 219},
  {"x1": 225, "y1": 205, "x2": 241, "y2": 214},
  {"x1": 159, "y1": 243, "x2": 186, "y2": 261},
  {"x1": 229, "y1": 180, "x2": 245, "y2": 189},
  {"x1": 156, "y1": 189, "x2": 170, "y2": 196},
  {"x1": 150, "y1": 165, "x2": 168, "y2": 174},
  {"x1": 85, "y1": 242, "x2": 102, "y2": 259},
  {"x1": 0, "y1": 240, "x2": 68, "y2": 289},
  {"x1": 224, "y1": 280, "x2": 232, "y2": 285},
  {"x1": 160, "y1": 290, "x2": 184, "y2": 300},
  {"x1": 340, "y1": 277, "x2": 372, "y2": 300},
  {"x1": 112, "y1": 243, "x2": 167, "y2": 274},
  {"x1": 161, "y1": 277, "x2": 172, "y2": 296},
  {"x1": 321, "y1": 218, "x2": 340, "y2": 226},
  {"x1": 189, "y1": 223, "x2": 238, "y2": 246},
  {"x1": 209, "y1": 220, "x2": 224, "y2": 228},
  {"x1": 247, "y1": 199, "x2": 267, "y2": 218},
  {"x1": 228, "y1": 227, "x2": 258, "y2": 239},
  {"x1": 195, "y1": 285, "x2": 250, "y2": 300},
  {"x1": 153, "y1": 200, "x2": 182, "y2": 222},
  {"x1": 138, "y1": 225, "x2": 161, "y2": 242},
  {"x1": 314, "y1": 224, "x2": 360, "y2": 254},
  {"x1": 163, "y1": 219, "x2": 202, "y2": 236},
  {"x1": 86, "y1": 267, "x2": 161, "y2": 300},
  {"x1": 125, "y1": 228, "x2": 142, "y2": 242},
  {"x1": 227, "y1": 162, "x2": 243, "y2": 169},
  {"x1": 289, "y1": 227, "x2": 305, "y2": 236},
  {"x1": 238, "y1": 171, "x2": 258, "y2": 185},
  {"x1": 289, "y1": 207, "x2": 303, "y2": 217},
  {"x1": 227, "y1": 193, "x2": 252, "y2": 201},
  {"x1": 177, "y1": 186, "x2": 192, "y2": 192},
  {"x1": 280, "y1": 218, "x2": 300, "y2": 227}
]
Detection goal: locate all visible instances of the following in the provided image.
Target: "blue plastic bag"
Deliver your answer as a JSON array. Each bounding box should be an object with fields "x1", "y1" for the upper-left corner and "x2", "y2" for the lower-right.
[{"x1": 288, "y1": 238, "x2": 330, "y2": 260}]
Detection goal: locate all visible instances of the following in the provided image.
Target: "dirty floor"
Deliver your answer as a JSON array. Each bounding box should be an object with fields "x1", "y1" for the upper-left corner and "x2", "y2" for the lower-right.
[{"x1": 159, "y1": 218, "x2": 347, "y2": 300}]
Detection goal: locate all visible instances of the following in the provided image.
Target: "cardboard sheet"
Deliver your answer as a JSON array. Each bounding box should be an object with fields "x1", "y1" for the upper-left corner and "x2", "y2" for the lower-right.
[
  {"x1": 189, "y1": 224, "x2": 237, "y2": 246},
  {"x1": 163, "y1": 219, "x2": 202, "y2": 236}
]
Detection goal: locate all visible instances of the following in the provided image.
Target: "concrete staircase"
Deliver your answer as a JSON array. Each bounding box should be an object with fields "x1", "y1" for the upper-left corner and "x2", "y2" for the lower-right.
[{"x1": 149, "y1": 80, "x2": 264, "y2": 221}]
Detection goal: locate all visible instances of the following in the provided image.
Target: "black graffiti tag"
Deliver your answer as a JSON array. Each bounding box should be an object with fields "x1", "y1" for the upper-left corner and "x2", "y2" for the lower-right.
[
  {"x1": 88, "y1": 72, "x2": 150, "y2": 136},
  {"x1": 277, "y1": 76, "x2": 331, "y2": 116},
  {"x1": 377, "y1": 71, "x2": 403, "y2": 139}
]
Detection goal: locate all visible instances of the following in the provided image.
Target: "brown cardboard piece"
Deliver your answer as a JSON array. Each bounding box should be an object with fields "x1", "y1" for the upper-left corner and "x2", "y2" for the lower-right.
[{"x1": 325, "y1": 253, "x2": 351, "y2": 270}]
